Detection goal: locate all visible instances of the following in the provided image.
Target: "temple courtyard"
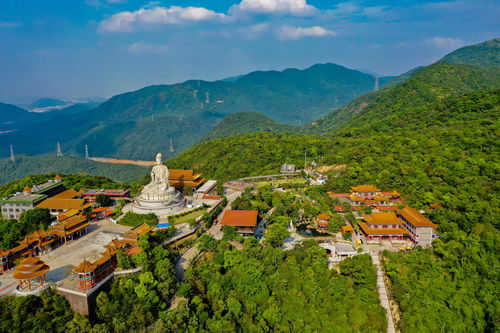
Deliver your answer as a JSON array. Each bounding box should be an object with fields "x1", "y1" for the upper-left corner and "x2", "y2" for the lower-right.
[{"x1": 0, "y1": 220, "x2": 129, "y2": 295}]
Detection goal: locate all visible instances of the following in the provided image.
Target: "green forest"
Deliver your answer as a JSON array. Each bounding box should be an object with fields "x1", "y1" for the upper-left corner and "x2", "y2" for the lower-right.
[{"x1": 0, "y1": 155, "x2": 148, "y2": 184}]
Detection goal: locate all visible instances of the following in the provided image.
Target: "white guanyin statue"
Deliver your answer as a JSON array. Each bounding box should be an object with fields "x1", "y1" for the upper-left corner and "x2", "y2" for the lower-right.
[{"x1": 138, "y1": 153, "x2": 175, "y2": 201}]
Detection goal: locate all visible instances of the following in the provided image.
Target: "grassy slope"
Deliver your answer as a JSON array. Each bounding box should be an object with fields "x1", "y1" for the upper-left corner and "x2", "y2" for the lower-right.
[{"x1": 0, "y1": 155, "x2": 147, "y2": 184}]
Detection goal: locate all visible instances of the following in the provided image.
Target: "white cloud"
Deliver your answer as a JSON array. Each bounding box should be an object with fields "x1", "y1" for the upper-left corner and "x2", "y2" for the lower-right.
[
  {"x1": 99, "y1": 5, "x2": 228, "y2": 32},
  {"x1": 127, "y1": 42, "x2": 169, "y2": 54},
  {"x1": 425, "y1": 37, "x2": 466, "y2": 49},
  {"x1": 230, "y1": 0, "x2": 317, "y2": 16},
  {"x1": 278, "y1": 25, "x2": 336, "y2": 40}
]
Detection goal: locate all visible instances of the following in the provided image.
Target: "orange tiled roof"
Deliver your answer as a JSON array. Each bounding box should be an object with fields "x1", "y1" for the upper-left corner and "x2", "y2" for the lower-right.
[
  {"x1": 341, "y1": 225, "x2": 354, "y2": 232},
  {"x1": 36, "y1": 198, "x2": 87, "y2": 211},
  {"x1": 23, "y1": 187, "x2": 32, "y2": 192},
  {"x1": 123, "y1": 223, "x2": 152, "y2": 240},
  {"x1": 13, "y1": 257, "x2": 50, "y2": 280},
  {"x1": 397, "y1": 207, "x2": 437, "y2": 228},
  {"x1": 317, "y1": 213, "x2": 331, "y2": 221},
  {"x1": 57, "y1": 209, "x2": 80, "y2": 221},
  {"x1": 373, "y1": 194, "x2": 390, "y2": 201},
  {"x1": 349, "y1": 193, "x2": 363, "y2": 201},
  {"x1": 54, "y1": 175, "x2": 63, "y2": 180},
  {"x1": 52, "y1": 189, "x2": 80, "y2": 199},
  {"x1": 351, "y1": 185, "x2": 381, "y2": 193},
  {"x1": 74, "y1": 259, "x2": 97, "y2": 273},
  {"x1": 363, "y1": 212, "x2": 402, "y2": 225},
  {"x1": 358, "y1": 222, "x2": 409, "y2": 235},
  {"x1": 220, "y1": 210, "x2": 258, "y2": 227}
]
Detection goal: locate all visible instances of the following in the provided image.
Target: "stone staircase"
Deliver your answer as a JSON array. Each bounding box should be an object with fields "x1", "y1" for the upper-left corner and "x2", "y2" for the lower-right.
[{"x1": 371, "y1": 254, "x2": 396, "y2": 333}]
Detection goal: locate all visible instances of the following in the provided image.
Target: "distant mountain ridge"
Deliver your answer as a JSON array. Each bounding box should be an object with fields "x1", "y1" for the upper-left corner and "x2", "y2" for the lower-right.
[{"x1": 0, "y1": 63, "x2": 383, "y2": 160}]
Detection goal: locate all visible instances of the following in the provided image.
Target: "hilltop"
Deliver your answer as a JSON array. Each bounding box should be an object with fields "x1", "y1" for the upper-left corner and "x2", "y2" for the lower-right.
[
  {"x1": 439, "y1": 38, "x2": 500, "y2": 67},
  {"x1": 0, "y1": 154, "x2": 148, "y2": 184},
  {"x1": 199, "y1": 112, "x2": 295, "y2": 142}
]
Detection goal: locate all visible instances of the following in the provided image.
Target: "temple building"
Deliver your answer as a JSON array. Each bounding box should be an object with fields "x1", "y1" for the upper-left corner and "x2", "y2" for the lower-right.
[
  {"x1": 36, "y1": 198, "x2": 92, "y2": 216},
  {"x1": 397, "y1": 207, "x2": 437, "y2": 246},
  {"x1": 122, "y1": 224, "x2": 152, "y2": 247},
  {"x1": 168, "y1": 169, "x2": 205, "y2": 189},
  {"x1": 13, "y1": 256, "x2": 50, "y2": 291},
  {"x1": 219, "y1": 210, "x2": 259, "y2": 236},
  {"x1": 74, "y1": 256, "x2": 115, "y2": 291},
  {"x1": 73, "y1": 238, "x2": 126, "y2": 291},
  {"x1": 50, "y1": 215, "x2": 89, "y2": 243},
  {"x1": 358, "y1": 212, "x2": 409, "y2": 241},
  {"x1": 350, "y1": 185, "x2": 381, "y2": 197},
  {"x1": 315, "y1": 213, "x2": 331, "y2": 232}
]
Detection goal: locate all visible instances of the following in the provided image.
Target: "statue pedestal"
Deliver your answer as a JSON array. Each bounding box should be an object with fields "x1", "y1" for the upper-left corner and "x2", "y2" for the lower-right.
[{"x1": 131, "y1": 189, "x2": 186, "y2": 216}]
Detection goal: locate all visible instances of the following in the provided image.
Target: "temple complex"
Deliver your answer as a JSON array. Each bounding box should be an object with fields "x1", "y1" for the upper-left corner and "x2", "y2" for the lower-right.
[{"x1": 13, "y1": 256, "x2": 50, "y2": 291}]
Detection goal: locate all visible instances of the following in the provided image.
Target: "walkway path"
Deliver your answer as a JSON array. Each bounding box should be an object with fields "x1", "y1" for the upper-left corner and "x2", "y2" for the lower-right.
[{"x1": 371, "y1": 253, "x2": 396, "y2": 333}]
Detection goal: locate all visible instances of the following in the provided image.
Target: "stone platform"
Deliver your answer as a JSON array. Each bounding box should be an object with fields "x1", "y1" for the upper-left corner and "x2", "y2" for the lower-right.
[{"x1": 131, "y1": 191, "x2": 186, "y2": 216}]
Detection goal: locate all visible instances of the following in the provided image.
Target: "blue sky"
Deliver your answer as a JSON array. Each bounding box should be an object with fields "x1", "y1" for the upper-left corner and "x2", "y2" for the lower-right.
[{"x1": 1, "y1": 0, "x2": 498, "y2": 102}]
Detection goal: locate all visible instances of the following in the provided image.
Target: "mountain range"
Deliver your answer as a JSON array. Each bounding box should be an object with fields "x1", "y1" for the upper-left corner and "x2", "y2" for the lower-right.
[{"x1": 0, "y1": 63, "x2": 389, "y2": 160}]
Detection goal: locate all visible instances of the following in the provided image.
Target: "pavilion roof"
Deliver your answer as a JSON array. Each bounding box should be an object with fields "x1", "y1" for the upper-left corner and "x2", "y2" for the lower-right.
[
  {"x1": 397, "y1": 207, "x2": 437, "y2": 228},
  {"x1": 74, "y1": 259, "x2": 97, "y2": 273},
  {"x1": 13, "y1": 257, "x2": 50, "y2": 280}
]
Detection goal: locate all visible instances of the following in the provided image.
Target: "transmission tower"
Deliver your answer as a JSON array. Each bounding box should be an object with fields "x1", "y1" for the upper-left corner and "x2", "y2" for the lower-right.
[
  {"x1": 169, "y1": 139, "x2": 174, "y2": 153},
  {"x1": 85, "y1": 145, "x2": 90, "y2": 159},
  {"x1": 57, "y1": 142, "x2": 63, "y2": 157},
  {"x1": 374, "y1": 77, "x2": 379, "y2": 92},
  {"x1": 205, "y1": 92, "x2": 210, "y2": 104},
  {"x1": 9, "y1": 145, "x2": 15, "y2": 162}
]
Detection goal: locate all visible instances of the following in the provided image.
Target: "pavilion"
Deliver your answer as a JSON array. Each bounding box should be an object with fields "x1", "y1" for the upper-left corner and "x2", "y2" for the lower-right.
[{"x1": 13, "y1": 256, "x2": 50, "y2": 291}]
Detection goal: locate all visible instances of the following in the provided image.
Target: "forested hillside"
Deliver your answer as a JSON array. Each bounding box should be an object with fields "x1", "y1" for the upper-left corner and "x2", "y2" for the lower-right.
[
  {"x1": 0, "y1": 155, "x2": 147, "y2": 184},
  {"x1": 439, "y1": 37, "x2": 499, "y2": 67},
  {"x1": 199, "y1": 112, "x2": 295, "y2": 142}
]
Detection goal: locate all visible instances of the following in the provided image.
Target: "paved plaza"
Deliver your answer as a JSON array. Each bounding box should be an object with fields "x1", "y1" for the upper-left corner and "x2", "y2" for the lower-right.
[{"x1": 0, "y1": 220, "x2": 130, "y2": 295}]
